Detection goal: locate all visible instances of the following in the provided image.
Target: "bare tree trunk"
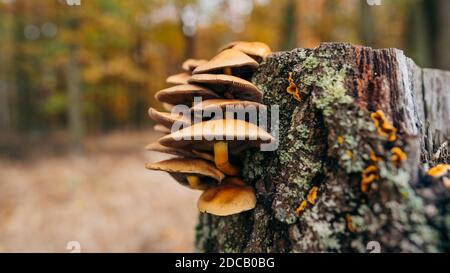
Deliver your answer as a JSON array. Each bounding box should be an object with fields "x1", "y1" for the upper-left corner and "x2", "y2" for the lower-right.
[
  {"x1": 434, "y1": 0, "x2": 450, "y2": 70},
  {"x1": 0, "y1": 8, "x2": 16, "y2": 134},
  {"x1": 280, "y1": 0, "x2": 297, "y2": 50},
  {"x1": 67, "y1": 43, "x2": 83, "y2": 154},
  {"x1": 195, "y1": 43, "x2": 450, "y2": 253}
]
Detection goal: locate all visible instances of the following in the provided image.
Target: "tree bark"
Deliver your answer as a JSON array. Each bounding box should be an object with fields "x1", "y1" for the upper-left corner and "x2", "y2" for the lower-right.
[{"x1": 195, "y1": 43, "x2": 450, "y2": 253}]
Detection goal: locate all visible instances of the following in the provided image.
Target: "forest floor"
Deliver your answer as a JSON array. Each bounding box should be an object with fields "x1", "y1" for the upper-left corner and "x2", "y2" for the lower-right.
[{"x1": 0, "y1": 130, "x2": 200, "y2": 252}]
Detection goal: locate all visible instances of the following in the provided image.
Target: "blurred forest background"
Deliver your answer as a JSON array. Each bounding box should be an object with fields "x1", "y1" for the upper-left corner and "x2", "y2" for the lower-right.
[{"x1": 0, "y1": 0, "x2": 449, "y2": 252}]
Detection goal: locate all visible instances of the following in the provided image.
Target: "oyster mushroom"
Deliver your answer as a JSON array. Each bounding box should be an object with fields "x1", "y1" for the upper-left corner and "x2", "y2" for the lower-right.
[
  {"x1": 166, "y1": 72, "x2": 190, "y2": 85},
  {"x1": 182, "y1": 58, "x2": 208, "y2": 72},
  {"x1": 218, "y1": 41, "x2": 271, "y2": 62},
  {"x1": 153, "y1": 124, "x2": 171, "y2": 134},
  {"x1": 155, "y1": 84, "x2": 221, "y2": 106},
  {"x1": 191, "y1": 99, "x2": 264, "y2": 112},
  {"x1": 158, "y1": 119, "x2": 274, "y2": 176},
  {"x1": 192, "y1": 48, "x2": 258, "y2": 77},
  {"x1": 197, "y1": 177, "x2": 256, "y2": 216},
  {"x1": 146, "y1": 142, "x2": 214, "y2": 162},
  {"x1": 188, "y1": 74, "x2": 262, "y2": 102},
  {"x1": 145, "y1": 158, "x2": 224, "y2": 190},
  {"x1": 148, "y1": 107, "x2": 190, "y2": 130}
]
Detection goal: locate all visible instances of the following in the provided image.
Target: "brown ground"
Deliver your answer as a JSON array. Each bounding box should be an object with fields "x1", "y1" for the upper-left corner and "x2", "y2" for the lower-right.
[{"x1": 0, "y1": 130, "x2": 200, "y2": 252}]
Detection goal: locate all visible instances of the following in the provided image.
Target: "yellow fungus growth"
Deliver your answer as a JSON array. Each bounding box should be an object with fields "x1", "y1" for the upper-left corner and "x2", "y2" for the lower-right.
[
  {"x1": 370, "y1": 150, "x2": 381, "y2": 163},
  {"x1": 293, "y1": 91, "x2": 301, "y2": 101},
  {"x1": 361, "y1": 165, "x2": 379, "y2": 193},
  {"x1": 346, "y1": 214, "x2": 356, "y2": 232},
  {"x1": 346, "y1": 150, "x2": 353, "y2": 157},
  {"x1": 307, "y1": 186, "x2": 318, "y2": 205},
  {"x1": 287, "y1": 72, "x2": 297, "y2": 94},
  {"x1": 370, "y1": 110, "x2": 397, "y2": 142},
  {"x1": 295, "y1": 200, "x2": 307, "y2": 215},
  {"x1": 427, "y1": 164, "x2": 450, "y2": 178},
  {"x1": 337, "y1": 135, "x2": 344, "y2": 145},
  {"x1": 390, "y1": 147, "x2": 407, "y2": 166},
  {"x1": 287, "y1": 72, "x2": 302, "y2": 101}
]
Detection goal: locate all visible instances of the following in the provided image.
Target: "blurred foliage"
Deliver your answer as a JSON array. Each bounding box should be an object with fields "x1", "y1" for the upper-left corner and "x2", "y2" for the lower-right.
[{"x1": 0, "y1": 0, "x2": 447, "y2": 137}]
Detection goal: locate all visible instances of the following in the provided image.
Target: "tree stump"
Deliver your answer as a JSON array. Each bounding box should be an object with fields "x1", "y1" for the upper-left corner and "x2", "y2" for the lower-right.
[{"x1": 195, "y1": 43, "x2": 449, "y2": 253}]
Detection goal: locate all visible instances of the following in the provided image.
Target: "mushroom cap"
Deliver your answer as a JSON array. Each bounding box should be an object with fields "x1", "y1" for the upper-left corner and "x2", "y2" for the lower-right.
[
  {"x1": 197, "y1": 178, "x2": 256, "y2": 216},
  {"x1": 427, "y1": 164, "x2": 450, "y2": 178},
  {"x1": 148, "y1": 107, "x2": 191, "y2": 129},
  {"x1": 146, "y1": 158, "x2": 225, "y2": 189},
  {"x1": 162, "y1": 103, "x2": 174, "y2": 111},
  {"x1": 191, "y1": 99, "x2": 264, "y2": 112},
  {"x1": 188, "y1": 74, "x2": 262, "y2": 102},
  {"x1": 166, "y1": 72, "x2": 190, "y2": 85},
  {"x1": 153, "y1": 124, "x2": 171, "y2": 134},
  {"x1": 158, "y1": 119, "x2": 274, "y2": 154},
  {"x1": 192, "y1": 49, "x2": 258, "y2": 75},
  {"x1": 182, "y1": 58, "x2": 208, "y2": 72},
  {"x1": 218, "y1": 41, "x2": 271, "y2": 60},
  {"x1": 155, "y1": 84, "x2": 221, "y2": 106},
  {"x1": 146, "y1": 141, "x2": 214, "y2": 161}
]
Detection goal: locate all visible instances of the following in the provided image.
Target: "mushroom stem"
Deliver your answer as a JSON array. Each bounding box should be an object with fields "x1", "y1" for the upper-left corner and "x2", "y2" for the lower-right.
[
  {"x1": 186, "y1": 175, "x2": 202, "y2": 189},
  {"x1": 214, "y1": 141, "x2": 240, "y2": 176},
  {"x1": 223, "y1": 67, "x2": 232, "y2": 75}
]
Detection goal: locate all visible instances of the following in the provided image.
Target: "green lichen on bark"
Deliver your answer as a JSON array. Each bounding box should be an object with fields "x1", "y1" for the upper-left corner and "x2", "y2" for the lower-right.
[{"x1": 195, "y1": 43, "x2": 448, "y2": 253}]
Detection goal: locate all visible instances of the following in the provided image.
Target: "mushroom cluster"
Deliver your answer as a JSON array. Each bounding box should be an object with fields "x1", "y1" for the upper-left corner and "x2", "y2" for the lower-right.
[{"x1": 146, "y1": 41, "x2": 273, "y2": 216}]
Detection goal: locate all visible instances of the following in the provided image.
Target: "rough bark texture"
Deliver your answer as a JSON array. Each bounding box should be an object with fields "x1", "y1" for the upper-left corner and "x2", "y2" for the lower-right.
[{"x1": 195, "y1": 43, "x2": 450, "y2": 253}]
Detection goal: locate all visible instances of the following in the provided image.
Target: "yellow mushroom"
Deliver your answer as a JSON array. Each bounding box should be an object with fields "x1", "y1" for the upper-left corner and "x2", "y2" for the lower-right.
[
  {"x1": 307, "y1": 186, "x2": 318, "y2": 205},
  {"x1": 145, "y1": 158, "x2": 225, "y2": 190},
  {"x1": 295, "y1": 200, "x2": 307, "y2": 215},
  {"x1": 158, "y1": 119, "x2": 274, "y2": 176},
  {"x1": 370, "y1": 110, "x2": 397, "y2": 142},
  {"x1": 197, "y1": 177, "x2": 256, "y2": 216},
  {"x1": 390, "y1": 147, "x2": 407, "y2": 166}
]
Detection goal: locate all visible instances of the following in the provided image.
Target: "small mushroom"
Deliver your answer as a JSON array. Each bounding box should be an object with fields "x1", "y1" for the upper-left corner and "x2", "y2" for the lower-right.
[
  {"x1": 158, "y1": 119, "x2": 274, "y2": 175},
  {"x1": 182, "y1": 58, "x2": 208, "y2": 72},
  {"x1": 148, "y1": 107, "x2": 191, "y2": 130},
  {"x1": 191, "y1": 99, "x2": 264, "y2": 113},
  {"x1": 146, "y1": 158, "x2": 225, "y2": 190},
  {"x1": 166, "y1": 72, "x2": 190, "y2": 85},
  {"x1": 218, "y1": 41, "x2": 271, "y2": 62},
  {"x1": 153, "y1": 124, "x2": 171, "y2": 134},
  {"x1": 390, "y1": 147, "x2": 407, "y2": 166},
  {"x1": 427, "y1": 164, "x2": 450, "y2": 188},
  {"x1": 155, "y1": 84, "x2": 221, "y2": 106},
  {"x1": 146, "y1": 142, "x2": 214, "y2": 161},
  {"x1": 188, "y1": 74, "x2": 262, "y2": 102},
  {"x1": 197, "y1": 177, "x2": 256, "y2": 216},
  {"x1": 370, "y1": 110, "x2": 397, "y2": 142},
  {"x1": 193, "y1": 48, "x2": 258, "y2": 76}
]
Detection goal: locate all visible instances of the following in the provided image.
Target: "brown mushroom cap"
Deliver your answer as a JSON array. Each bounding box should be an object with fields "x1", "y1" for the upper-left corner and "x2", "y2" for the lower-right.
[
  {"x1": 166, "y1": 72, "x2": 190, "y2": 85},
  {"x1": 153, "y1": 124, "x2": 171, "y2": 134},
  {"x1": 182, "y1": 58, "x2": 208, "y2": 72},
  {"x1": 197, "y1": 177, "x2": 256, "y2": 216},
  {"x1": 218, "y1": 41, "x2": 271, "y2": 61},
  {"x1": 162, "y1": 103, "x2": 174, "y2": 111},
  {"x1": 146, "y1": 141, "x2": 214, "y2": 161},
  {"x1": 148, "y1": 107, "x2": 191, "y2": 129},
  {"x1": 188, "y1": 74, "x2": 262, "y2": 102},
  {"x1": 145, "y1": 158, "x2": 225, "y2": 189},
  {"x1": 155, "y1": 84, "x2": 221, "y2": 106},
  {"x1": 191, "y1": 99, "x2": 264, "y2": 112},
  {"x1": 158, "y1": 119, "x2": 274, "y2": 154},
  {"x1": 192, "y1": 49, "x2": 258, "y2": 75}
]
